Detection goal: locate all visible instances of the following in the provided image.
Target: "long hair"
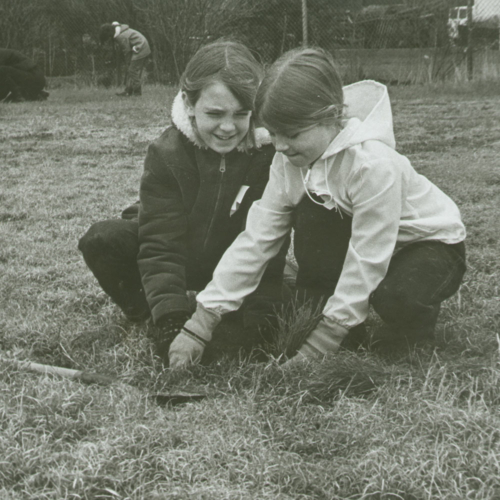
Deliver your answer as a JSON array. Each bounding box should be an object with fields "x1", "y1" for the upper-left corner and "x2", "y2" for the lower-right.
[{"x1": 256, "y1": 47, "x2": 344, "y2": 134}]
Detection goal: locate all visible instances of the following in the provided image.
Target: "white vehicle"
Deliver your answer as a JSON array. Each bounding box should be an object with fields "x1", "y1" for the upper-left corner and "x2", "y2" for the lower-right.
[
  {"x1": 449, "y1": 0, "x2": 500, "y2": 38},
  {"x1": 448, "y1": 6, "x2": 468, "y2": 39}
]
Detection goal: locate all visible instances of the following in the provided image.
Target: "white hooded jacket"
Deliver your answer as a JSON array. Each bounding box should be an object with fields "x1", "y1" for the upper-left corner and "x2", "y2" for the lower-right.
[{"x1": 184, "y1": 80, "x2": 466, "y2": 338}]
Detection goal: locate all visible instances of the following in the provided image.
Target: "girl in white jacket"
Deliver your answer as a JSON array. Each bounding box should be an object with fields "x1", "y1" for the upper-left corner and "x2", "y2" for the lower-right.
[{"x1": 169, "y1": 47, "x2": 467, "y2": 368}]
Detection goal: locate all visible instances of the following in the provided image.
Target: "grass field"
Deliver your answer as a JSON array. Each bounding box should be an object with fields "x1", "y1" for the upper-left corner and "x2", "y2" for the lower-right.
[{"x1": 1, "y1": 82, "x2": 500, "y2": 499}]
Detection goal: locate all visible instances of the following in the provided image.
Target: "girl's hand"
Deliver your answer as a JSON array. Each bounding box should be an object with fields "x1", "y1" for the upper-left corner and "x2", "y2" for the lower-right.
[
  {"x1": 155, "y1": 312, "x2": 190, "y2": 363},
  {"x1": 282, "y1": 343, "x2": 319, "y2": 368},
  {"x1": 168, "y1": 304, "x2": 220, "y2": 369},
  {"x1": 284, "y1": 317, "x2": 349, "y2": 366},
  {"x1": 168, "y1": 331, "x2": 206, "y2": 369}
]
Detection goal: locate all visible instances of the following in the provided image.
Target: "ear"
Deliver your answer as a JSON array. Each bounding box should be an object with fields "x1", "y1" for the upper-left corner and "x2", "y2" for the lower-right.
[{"x1": 182, "y1": 92, "x2": 195, "y2": 118}]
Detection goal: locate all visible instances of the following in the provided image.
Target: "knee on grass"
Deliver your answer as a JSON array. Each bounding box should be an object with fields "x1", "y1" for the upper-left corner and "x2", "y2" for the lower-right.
[{"x1": 370, "y1": 284, "x2": 440, "y2": 335}]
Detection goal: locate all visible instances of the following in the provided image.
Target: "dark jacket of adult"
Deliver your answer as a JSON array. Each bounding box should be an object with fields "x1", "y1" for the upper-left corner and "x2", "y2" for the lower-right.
[
  {"x1": 111, "y1": 23, "x2": 151, "y2": 61},
  {"x1": 137, "y1": 92, "x2": 287, "y2": 325}
]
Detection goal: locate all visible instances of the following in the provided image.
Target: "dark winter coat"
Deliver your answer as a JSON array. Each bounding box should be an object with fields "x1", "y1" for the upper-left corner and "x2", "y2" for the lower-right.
[
  {"x1": 112, "y1": 23, "x2": 151, "y2": 61},
  {"x1": 136, "y1": 92, "x2": 287, "y2": 324}
]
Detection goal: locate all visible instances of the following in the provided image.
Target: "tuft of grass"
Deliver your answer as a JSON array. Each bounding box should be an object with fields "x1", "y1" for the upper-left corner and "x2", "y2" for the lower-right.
[{"x1": 266, "y1": 296, "x2": 324, "y2": 360}]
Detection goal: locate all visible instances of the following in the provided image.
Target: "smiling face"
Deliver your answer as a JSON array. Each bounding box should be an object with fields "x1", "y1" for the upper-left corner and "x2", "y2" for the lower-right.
[
  {"x1": 267, "y1": 123, "x2": 339, "y2": 168},
  {"x1": 183, "y1": 81, "x2": 252, "y2": 154}
]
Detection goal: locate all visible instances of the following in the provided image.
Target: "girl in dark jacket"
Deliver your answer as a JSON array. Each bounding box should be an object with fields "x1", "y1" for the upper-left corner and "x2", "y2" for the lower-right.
[{"x1": 79, "y1": 40, "x2": 288, "y2": 360}]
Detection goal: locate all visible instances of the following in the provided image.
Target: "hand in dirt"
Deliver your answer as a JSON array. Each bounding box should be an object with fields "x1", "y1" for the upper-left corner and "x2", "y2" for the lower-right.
[
  {"x1": 168, "y1": 331, "x2": 206, "y2": 369},
  {"x1": 155, "y1": 313, "x2": 190, "y2": 363},
  {"x1": 282, "y1": 342, "x2": 322, "y2": 368},
  {"x1": 282, "y1": 318, "x2": 349, "y2": 367}
]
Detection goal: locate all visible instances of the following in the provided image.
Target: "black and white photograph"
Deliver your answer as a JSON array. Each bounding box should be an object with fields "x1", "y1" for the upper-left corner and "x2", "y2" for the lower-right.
[{"x1": 1, "y1": 0, "x2": 499, "y2": 498}]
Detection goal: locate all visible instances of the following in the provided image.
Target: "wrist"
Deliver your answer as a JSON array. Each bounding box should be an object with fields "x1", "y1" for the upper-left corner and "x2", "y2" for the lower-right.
[
  {"x1": 156, "y1": 311, "x2": 191, "y2": 341},
  {"x1": 157, "y1": 311, "x2": 190, "y2": 326},
  {"x1": 182, "y1": 304, "x2": 221, "y2": 343},
  {"x1": 306, "y1": 317, "x2": 349, "y2": 355},
  {"x1": 297, "y1": 340, "x2": 323, "y2": 359}
]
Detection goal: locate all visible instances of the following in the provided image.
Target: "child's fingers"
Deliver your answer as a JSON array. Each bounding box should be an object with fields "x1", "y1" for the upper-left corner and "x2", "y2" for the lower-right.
[{"x1": 168, "y1": 333, "x2": 205, "y2": 369}]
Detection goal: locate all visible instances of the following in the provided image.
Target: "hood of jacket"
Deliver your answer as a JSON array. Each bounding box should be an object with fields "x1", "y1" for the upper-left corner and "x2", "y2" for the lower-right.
[
  {"x1": 112, "y1": 22, "x2": 129, "y2": 37},
  {"x1": 321, "y1": 80, "x2": 396, "y2": 160},
  {"x1": 170, "y1": 91, "x2": 271, "y2": 152}
]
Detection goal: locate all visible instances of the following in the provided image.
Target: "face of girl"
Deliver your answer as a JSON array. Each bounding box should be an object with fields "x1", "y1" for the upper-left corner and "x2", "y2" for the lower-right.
[
  {"x1": 183, "y1": 81, "x2": 252, "y2": 154},
  {"x1": 268, "y1": 124, "x2": 339, "y2": 168}
]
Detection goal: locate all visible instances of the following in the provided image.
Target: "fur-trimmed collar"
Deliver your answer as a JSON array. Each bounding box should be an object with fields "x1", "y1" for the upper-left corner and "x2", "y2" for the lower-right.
[{"x1": 170, "y1": 91, "x2": 271, "y2": 151}]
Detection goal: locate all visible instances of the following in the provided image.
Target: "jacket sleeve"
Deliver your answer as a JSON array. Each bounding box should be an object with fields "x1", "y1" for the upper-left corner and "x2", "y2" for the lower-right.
[
  {"x1": 241, "y1": 149, "x2": 291, "y2": 329},
  {"x1": 252, "y1": 147, "x2": 290, "y2": 286},
  {"x1": 138, "y1": 143, "x2": 190, "y2": 324},
  {"x1": 195, "y1": 156, "x2": 295, "y2": 319},
  {"x1": 322, "y1": 158, "x2": 403, "y2": 328}
]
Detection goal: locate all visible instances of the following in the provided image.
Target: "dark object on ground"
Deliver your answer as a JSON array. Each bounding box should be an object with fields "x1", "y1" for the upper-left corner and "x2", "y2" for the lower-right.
[
  {"x1": 0, "y1": 49, "x2": 48, "y2": 102},
  {"x1": 3, "y1": 355, "x2": 208, "y2": 406}
]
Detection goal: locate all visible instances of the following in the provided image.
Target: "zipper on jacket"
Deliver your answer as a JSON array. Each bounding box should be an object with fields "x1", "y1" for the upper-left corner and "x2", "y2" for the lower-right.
[{"x1": 204, "y1": 154, "x2": 226, "y2": 251}]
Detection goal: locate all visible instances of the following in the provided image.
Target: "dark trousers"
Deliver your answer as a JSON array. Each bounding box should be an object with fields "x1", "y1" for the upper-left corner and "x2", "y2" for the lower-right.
[
  {"x1": 125, "y1": 57, "x2": 147, "y2": 94},
  {"x1": 293, "y1": 195, "x2": 466, "y2": 340},
  {"x1": 0, "y1": 66, "x2": 45, "y2": 100},
  {"x1": 79, "y1": 219, "x2": 150, "y2": 321},
  {"x1": 78, "y1": 216, "x2": 288, "y2": 335}
]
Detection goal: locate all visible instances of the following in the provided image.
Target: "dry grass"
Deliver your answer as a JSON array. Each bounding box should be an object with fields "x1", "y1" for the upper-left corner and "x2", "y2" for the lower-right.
[{"x1": 1, "y1": 82, "x2": 500, "y2": 499}]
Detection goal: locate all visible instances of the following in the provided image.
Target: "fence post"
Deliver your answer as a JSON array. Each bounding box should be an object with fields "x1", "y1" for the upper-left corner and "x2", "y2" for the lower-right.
[
  {"x1": 466, "y1": 0, "x2": 473, "y2": 80},
  {"x1": 302, "y1": 0, "x2": 308, "y2": 46}
]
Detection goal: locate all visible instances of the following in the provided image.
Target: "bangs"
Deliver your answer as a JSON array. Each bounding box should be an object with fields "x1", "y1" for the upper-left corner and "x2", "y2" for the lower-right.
[
  {"x1": 260, "y1": 100, "x2": 316, "y2": 135},
  {"x1": 181, "y1": 39, "x2": 262, "y2": 110},
  {"x1": 219, "y1": 69, "x2": 259, "y2": 111},
  {"x1": 258, "y1": 79, "x2": 321, "y2": 134}
]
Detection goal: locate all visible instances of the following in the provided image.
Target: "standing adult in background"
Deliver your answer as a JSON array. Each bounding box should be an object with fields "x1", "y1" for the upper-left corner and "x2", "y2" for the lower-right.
[
  {"x1": 0, "y1": 49, "x2": 49, "y2": 102},
  {"x1": 99, "y1": 22, "x2": 151, "y2": 97}
]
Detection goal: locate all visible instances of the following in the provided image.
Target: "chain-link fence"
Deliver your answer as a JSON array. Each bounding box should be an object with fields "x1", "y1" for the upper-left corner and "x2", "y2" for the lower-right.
[{"x1": 1, "y1": 0, "x2": 499, "y2": 86}]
